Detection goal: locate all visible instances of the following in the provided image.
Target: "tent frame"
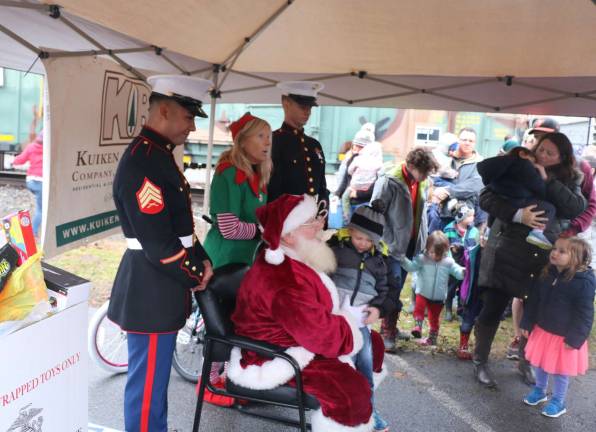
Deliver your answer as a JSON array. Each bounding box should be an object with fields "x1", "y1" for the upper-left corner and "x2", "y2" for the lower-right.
[{"x1": 1, "y1": 0, "x2": 595, "y2": 217}]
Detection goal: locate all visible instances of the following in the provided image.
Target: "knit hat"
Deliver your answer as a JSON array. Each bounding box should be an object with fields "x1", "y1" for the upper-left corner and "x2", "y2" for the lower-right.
[
  {"x1": 352, "y1": 129, "x2": 375, "y2": 147},
  {"x1": 347, "y1": 200, "x2": 386, "y2": 243},
  {"x1": 501, "y1": 138, "x2": 520, "y2": 153},
  {"x1": 256, "y1": 194, "x2": 318, "y2": 265},
  {"x1": 454, "y1": 204, "x2": 474, "y2": 223}
]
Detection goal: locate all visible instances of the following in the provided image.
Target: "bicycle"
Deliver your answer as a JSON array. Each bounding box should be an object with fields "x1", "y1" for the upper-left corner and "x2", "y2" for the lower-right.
[{"x1": 88, "y1": 295, "x2": 205, "y2": 383}]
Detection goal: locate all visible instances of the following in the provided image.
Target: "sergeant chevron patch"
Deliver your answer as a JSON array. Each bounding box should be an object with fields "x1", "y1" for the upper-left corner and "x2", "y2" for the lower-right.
[{"x1": 136, "y1": 177, "x2": 164, "y2": 214}]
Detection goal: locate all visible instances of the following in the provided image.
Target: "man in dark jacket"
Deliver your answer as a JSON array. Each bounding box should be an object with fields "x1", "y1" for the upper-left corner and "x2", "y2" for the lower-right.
[
  {"x1": 109, "y1": 75, "x2": 214, "y2": 431},
  {"x1": 268, "y1": 81, "x2": 329, "y2": 212}
]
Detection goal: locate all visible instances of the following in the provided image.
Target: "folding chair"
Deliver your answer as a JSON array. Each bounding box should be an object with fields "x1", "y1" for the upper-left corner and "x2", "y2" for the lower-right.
[{"x1": 192, "y1": 263, "x2": 320, "y2": 432}]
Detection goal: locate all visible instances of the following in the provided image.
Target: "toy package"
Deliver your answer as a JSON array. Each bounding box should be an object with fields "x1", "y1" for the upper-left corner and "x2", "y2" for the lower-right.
[{"x1": 2, "y1": 210, "x2": 37, "y2": 265}]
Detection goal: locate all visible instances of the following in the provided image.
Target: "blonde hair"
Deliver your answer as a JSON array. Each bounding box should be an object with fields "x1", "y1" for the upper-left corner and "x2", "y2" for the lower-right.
[
  {"x1": 218, "y1": 118, "x2": 272, "y2": 189},
  {"x1": 542, "y1": 237, "x2": 592, "y2": 281}
]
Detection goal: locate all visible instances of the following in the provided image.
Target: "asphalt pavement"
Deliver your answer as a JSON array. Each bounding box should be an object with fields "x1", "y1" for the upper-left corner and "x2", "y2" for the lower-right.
[{"x1": 88, "y1": 328, "x2": 596, "y2": 432}]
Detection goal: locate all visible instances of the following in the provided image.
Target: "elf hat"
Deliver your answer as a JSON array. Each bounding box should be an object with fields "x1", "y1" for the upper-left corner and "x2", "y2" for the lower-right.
[{"x1": 256, "y1": 194, "x2": 318, "y2": 265}]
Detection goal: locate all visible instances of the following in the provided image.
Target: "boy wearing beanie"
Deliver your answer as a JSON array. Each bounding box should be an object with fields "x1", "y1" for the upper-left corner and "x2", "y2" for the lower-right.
[{"x1": 328, "y1": 200, "x2": 397, "y2": 432}]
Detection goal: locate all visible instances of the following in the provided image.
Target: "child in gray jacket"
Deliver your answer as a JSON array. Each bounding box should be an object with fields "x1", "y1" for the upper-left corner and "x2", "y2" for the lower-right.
[{"x1": 401, "y1": 231, "x2": 465, "y2": 345}]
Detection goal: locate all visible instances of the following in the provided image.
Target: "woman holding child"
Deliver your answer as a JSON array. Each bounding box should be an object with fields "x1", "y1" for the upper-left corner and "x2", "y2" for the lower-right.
[{"x1": 473, "y1": 132, "x2": 587, "y2": 388}]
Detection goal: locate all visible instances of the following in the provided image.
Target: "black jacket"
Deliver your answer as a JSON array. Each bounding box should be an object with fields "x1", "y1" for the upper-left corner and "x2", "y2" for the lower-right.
[
  {"x1": 477, "y1": 155, "x2": 546, "y2": 200},
  {"x1": 478, "y1": 174, "x2": 586, "y2": 298},
  {"x1": 328, "y1": 234, "x2": 398, "y2": 317},
  {"x1": 108, "y1": 127, "x2": 209, "y2": 333},
  {"x1": 268, "y1": 122, "x2": 329, "y2": 207},
  {"x1": 521, "y1": 267, "x2": 595, "y2": 349}
]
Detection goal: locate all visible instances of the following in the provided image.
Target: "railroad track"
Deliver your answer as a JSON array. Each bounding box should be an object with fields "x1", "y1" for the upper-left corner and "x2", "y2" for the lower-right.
[{"x1": 0, "y1": 171, "x2": 205, "y2": 202}]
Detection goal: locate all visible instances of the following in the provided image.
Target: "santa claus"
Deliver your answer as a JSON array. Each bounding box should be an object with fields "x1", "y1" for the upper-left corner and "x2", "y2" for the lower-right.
[{"x1": 229, "y1": 194, "x2": 379, "y2": 431}]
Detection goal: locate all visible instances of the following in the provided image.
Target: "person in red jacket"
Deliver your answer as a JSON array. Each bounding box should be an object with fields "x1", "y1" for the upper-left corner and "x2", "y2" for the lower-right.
[{"x1": 12, "y1": 131, "x2": 43, "y2": 237}]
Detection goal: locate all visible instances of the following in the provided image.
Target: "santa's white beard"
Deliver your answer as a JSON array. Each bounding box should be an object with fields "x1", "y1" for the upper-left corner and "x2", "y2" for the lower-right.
[{"x1": 293, "y1": 236, "x2": 337, "y2": 274}]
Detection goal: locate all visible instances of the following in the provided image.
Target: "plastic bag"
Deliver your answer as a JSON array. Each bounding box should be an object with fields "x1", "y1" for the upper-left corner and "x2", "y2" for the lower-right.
[
  {"x1": 0, "y1": 252, "x2": 48, "y2": 323},
  {"x1": 0, "y1": 243, "x2": 19, "y2": 294}
]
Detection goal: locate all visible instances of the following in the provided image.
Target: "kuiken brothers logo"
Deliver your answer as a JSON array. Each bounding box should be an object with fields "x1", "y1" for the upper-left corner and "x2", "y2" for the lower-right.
[{"x1": 100, "y1": 71, "x2": 151, "y2": 146}]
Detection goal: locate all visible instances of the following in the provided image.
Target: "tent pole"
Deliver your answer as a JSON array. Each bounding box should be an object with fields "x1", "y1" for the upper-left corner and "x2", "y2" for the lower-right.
[
  {"x1": 0, "y1": 22, "x2": 41, "y2": 55},
  {"x1": 58, "y1": 15, "x2": 145, "y2": 79},
  {"x1": 201, "y1": 66, "x2": 220, "y2": 228}
]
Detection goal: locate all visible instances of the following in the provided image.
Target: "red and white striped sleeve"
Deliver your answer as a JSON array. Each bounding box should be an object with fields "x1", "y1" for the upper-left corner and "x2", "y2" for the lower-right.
[{"x1": 216, "y1": 212, "x2": 257, "y2": 240}]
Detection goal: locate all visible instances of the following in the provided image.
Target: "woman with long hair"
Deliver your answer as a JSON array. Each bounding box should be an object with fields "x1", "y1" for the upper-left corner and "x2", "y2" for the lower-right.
[
  {"x1": 473, "y1": 132, "x2": 587, "y2": 388},
  {"x1": 204, "y1": 112, "x2": 272, "y2": 269}
]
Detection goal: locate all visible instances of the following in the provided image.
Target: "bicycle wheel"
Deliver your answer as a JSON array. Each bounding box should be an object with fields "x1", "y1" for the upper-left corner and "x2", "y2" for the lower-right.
[
  {"x1": 172, "y1": 304, "x2": 205, "y2": 383},
  {"x1": 88, "y1": 300, "x2": 128, "y2": 374}
]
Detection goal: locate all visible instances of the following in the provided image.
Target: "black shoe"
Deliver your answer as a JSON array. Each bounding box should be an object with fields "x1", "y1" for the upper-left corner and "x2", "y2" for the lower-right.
[
  {"x1": 474, "y1": 363, "x2": 497, "y2": 388},
  {"x1": 518, "y1": 360, "x2": 536, "y2": 386},
  {"x1": 396, "y1": 329, "x2": 410, "y2": 341}
]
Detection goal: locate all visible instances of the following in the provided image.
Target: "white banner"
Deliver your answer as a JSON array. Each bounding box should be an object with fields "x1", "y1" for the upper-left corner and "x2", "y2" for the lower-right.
[{"x1": 41, "y1": 56, "x2": 151, "y2": 258}]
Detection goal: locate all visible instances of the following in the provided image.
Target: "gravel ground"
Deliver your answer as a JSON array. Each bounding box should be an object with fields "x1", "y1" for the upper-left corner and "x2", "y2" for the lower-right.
[{"x1": 0, "y1": 183, "x2": 35, "y2": 218}]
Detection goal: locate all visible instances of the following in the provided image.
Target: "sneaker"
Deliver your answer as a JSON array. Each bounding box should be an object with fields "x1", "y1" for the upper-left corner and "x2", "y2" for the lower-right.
[
  {"x1": 526, "y1": 230, "x2": 553, "y2": 250},
  {"x1": 372, "y1": 410, "x2": 389, "y2": 432},
  {"x1": 541, "y1": 399, "x2": 567, "y2": 418},
  {"x1": 523, "y1": 387, "x2": 547, "y2": 406},
  {"x1": 506, "y1": 337, "x2": 520, "y2": 360},
  {"x1": 411, "y1": 325, "x2": 422, "y2": 339}
]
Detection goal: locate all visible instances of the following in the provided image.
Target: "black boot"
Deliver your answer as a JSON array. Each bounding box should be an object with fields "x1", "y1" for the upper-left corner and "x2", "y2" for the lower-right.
[
  {"x1": 517, "y1": 336, "x2": 536, "y2": 385},
  {"x1": 473, "y1": 322, "x2": 499, "y2": 388}
]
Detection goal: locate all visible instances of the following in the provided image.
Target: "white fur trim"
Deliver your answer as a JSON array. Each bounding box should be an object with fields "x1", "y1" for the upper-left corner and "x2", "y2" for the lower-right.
[
  {"x1": 338, "y1": 355, "x2": 355, "y2": 368},
  {"x1": 318, "y1": 272, "x2": 340, "y2": 312},
  {"x1": 373, "y1": 366, "x2": 388, "y2": 390},
  {"x1": 338, "y1": 311, "x2": 364, "y2": 357},
  {"x1": 265, "y1": 247, "x2": 285, "y2": 265},
  {"x1": 227, "y1": 346, "x2": 315, "y2": 390},
  {"x1": 311, "y1": 409, "x2": 374, "y2": 432},
  {"x1": 282, "y1": 194, "x2": 318, "y2": 235}
]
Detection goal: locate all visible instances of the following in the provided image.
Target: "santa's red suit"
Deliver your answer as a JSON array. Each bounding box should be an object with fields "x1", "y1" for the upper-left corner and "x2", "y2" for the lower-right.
[{"x1": 229, "y1": 194, "x2": 377, "y2": 432}]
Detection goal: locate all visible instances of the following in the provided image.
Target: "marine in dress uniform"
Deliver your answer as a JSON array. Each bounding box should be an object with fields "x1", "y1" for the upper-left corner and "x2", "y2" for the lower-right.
[
  {"x1": 268, "y1": 81, "x2": 330, "y2": 210},
  {"x1": 108, "y1": 75, "x2": 213, "y2": 432}
]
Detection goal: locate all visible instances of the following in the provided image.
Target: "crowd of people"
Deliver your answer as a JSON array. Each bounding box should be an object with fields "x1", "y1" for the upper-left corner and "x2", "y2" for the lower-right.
[{"x1": 106, "y1": 74, "x2": 594, "y2": 431}]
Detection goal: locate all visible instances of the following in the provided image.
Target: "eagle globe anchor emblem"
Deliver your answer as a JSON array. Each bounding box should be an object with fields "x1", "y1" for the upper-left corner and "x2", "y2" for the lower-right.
[{"x1": 7, "y1": 404, "x2": 44, "y2": 432}]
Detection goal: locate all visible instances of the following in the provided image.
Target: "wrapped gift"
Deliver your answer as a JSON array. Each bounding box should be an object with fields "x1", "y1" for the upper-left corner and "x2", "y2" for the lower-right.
[{"x1": 2, "y1": 210, "x2": 37, "y2": 265}]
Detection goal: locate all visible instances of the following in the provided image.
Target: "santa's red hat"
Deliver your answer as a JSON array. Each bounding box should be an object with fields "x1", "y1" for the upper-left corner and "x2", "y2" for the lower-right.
[{"x1": 256, "y1": 194, "x2": 318, "y2": 265}]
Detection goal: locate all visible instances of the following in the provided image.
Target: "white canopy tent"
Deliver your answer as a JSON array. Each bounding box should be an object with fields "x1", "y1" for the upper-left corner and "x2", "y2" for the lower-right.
[{"x1": 1, "y1": 0, "x2": 595, "y2": 216}]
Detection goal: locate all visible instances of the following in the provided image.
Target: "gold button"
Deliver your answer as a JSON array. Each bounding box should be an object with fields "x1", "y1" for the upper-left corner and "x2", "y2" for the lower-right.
[
  {"x1": 304, "y1": 147, "x2": 308, "y2": 152},
  {"x1": 533, "y1": 253, "x2": 538, "y2": 257},
  {"x1": 293, "y1": 159, "x2": 297, "y2": 164},
  {"x1": 524, "y1": 295, "x2": 528, "y2": 299},
  {"x1": 293, "y1": 129, "x2": 298, "y2": 135},
  {"x1": 167, "y1": 144, "x2": 172, "y2": 150},
  {"x1": 309, "y1": 187, "x2": 315, "y2": 193},
  {"x1": 200, "y1": 272, "x2": 203, "y2": 277},
  {"x1": 185, "y1": 261, "x2": 190, "y2": 266},
  {"x1": 301, "y1": 138, "x2": 305, "y2": 143},
  {"x1": 306, "y1": 157, "x2": 311, "y2": 161},
  {"x1": 308, "y1": 167, "x2": 312, "y2": 172},
  {"x1": 143, "y1": 140, "x2": 149, "y2": 145},
  {"x1": 179, "y1": 187, "x2": 183, "y2": 192},
  {"x1": 192, "y1": 266, "x2": 196, "y2": 271},
  {"x1": 309, "y1": 177, "x2": 314, "y2": 182},
  {"x1": 530, "y1": 274, "x2": 534, "y2": 278}
]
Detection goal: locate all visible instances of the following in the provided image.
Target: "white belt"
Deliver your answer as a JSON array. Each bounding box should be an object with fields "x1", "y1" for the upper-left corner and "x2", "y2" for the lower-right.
[{"x1": 126, "y1": 235, "x2": 193, "y2": 250}]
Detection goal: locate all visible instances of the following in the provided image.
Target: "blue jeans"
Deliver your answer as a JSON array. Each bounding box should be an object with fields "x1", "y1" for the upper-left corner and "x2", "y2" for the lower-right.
[
  {"x1": 353, "y1": 327, "x2": 374, "y2": 403},
  {"x1": 26, "y1": 179, "x2": 42, "y2": 237},
  {"x1": 534, "y1": 366, "x2": 570, "y2": 403}
]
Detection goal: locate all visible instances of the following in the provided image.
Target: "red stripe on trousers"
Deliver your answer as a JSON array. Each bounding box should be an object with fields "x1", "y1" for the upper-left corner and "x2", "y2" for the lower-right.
[{"x1": 140, "y1": 334, "x2": 158, "y2": 432}]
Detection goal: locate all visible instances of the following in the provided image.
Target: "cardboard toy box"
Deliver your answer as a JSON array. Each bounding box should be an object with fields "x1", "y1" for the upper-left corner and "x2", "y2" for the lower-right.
[
  {"x1": 42, "y1": 262, "x2": 91, "y2": 310},
  {"x1": 2, "y1": 210, "x2": 37, "y2": 265}
]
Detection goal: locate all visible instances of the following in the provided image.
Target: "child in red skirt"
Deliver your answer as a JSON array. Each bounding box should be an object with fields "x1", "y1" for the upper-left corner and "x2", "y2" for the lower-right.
[{"x1": 521, "y1": 237, "x2": 595, "y2": 418}]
